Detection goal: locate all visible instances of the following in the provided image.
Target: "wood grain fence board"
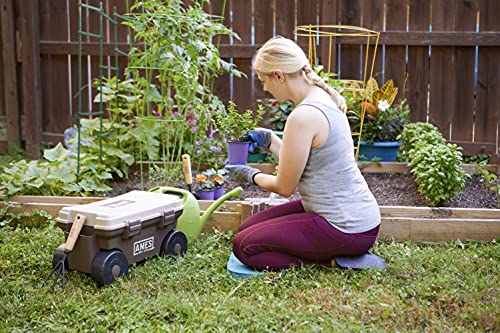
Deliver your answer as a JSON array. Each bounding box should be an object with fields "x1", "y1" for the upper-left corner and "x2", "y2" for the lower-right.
[
  {"x1": 39, "y1": 0, "x2": 71, "y2": 141},
  {"x1": 253, "y1": 0, "x2": 274, "y2": 104},
  {"x1": 1, "y1": 0, "x2": 20, "y2": 149},
  {"x1": 254, "y1": 0, "x2": 274, "y2": 43},
  {"x1": 297, "y1": 0, "x2": 318, "y2": 68},
  {"x1": 275, "y1": 0, "x2": 295, "y2": 39},
  {"x1": 450, "y1": 0, "x2": 477, "y2": 143},
  {"x1": 429, "y1": 0, "x2": 455, "y2": 140},
  {"x1": 476, "y1": 0, "x2": 500, "y2": 146},
  {"x1": 19, "y1": 0, "x2": 42, "y2": 158},
  {"x1": 231, "y1": 0, "x2": 253, "y2": 112},
  {"x1": 361, "y1": 0, "x2": 384, "y2": 82},
  {"x1": 210, "y1": 0, "x2": 230, "y2": 103},
  {"x1": 337, "y1": 0, "x2": 362, "y2": 81},
  {"x1": 407, "y1": 0, "x2": 430, "y2": 123},
  {"x1": 319, "y1": 0, "x2": 338, "y2": 74},
  {"x1": 210, "y1": 0, "x2": 229, "y2": 45},
  {"x1": 384, "y1": 0, "x2": 407, "y2": 99}
]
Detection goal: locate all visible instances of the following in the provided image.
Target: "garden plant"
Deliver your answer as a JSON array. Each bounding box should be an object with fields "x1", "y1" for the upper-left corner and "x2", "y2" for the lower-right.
[{"x1": 398, "y1": 122, "x2": 469, "y2": 206}]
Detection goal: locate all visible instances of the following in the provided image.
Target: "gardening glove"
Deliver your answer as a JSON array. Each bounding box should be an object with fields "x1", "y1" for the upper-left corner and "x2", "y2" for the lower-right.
[
  {"x1": 224, "y1": 165, "x2": 262, "y2": 185},
  {"x1": 241, "y1": 128, "x2": 273, "y2": 152}
]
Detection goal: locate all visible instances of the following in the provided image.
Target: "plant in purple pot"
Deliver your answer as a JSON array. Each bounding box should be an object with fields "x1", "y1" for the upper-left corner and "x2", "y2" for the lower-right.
[{"x1": 214, "y1": 101, "x2": 265, "y2": 165}]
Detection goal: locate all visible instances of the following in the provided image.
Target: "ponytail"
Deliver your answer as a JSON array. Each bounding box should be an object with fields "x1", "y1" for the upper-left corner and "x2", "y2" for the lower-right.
[{"x1": 303, "y1": 65, "x2": 347, "y2": 113}]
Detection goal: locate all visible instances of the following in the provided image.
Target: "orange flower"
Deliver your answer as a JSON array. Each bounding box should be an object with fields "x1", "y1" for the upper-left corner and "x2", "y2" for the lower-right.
[
  {"x1": 213, "y1": 175, "x2": 224, "y2": 183},
  {"x1": 195, "y1": 174, "x2": 207, "y2": 183}
]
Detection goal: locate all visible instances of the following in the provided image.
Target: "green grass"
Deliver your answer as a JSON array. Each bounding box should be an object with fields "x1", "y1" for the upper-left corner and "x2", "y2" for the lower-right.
[{"x1": 0, "y1": 222, "x2": 498, "y2": 332}]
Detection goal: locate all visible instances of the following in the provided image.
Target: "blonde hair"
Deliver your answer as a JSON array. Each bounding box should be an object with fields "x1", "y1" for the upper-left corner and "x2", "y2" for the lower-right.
[{"x1": 253, "y1": 36, "x2": 346, "y2": 112}]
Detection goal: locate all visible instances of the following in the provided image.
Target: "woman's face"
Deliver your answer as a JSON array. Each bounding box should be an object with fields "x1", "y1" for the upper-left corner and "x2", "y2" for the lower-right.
[{"x1": 257, "y1": 72, "x2": 286, "y2": 101}]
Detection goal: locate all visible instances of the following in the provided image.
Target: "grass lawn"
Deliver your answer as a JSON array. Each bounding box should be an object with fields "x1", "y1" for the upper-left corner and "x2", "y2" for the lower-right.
[{"x1": 0, "y1": 222, "x2": 498, "y2": 332}]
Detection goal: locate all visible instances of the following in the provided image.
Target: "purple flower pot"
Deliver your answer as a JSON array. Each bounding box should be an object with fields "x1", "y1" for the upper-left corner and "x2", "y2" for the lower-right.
[
  {"x1": 214, "y1": 186, "x2": 225, "y2": 199},
  {"x1": 195, "y1": 189, "x2": 215, "y2": 200},
  {"x1": 227, "y1": 141, "x2": 250, "y2": 165}
]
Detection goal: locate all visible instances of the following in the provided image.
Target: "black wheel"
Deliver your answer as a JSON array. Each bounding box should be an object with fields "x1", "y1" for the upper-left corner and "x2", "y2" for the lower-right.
[
  {"x1": 52, "y1": 248, "x2": 69, "y2": 270},
  {"x1": 91, "y1": 250, "x2": 129, "y2": 286},
  {"x1": 161, "y1": 230, "x2": 188, "y2": 257}
]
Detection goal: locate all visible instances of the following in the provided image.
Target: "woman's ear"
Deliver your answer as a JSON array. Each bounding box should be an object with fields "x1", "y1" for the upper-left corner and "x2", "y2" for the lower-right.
[{"x1": 272, "y1": 70, "x2": 285, "y2": 82}]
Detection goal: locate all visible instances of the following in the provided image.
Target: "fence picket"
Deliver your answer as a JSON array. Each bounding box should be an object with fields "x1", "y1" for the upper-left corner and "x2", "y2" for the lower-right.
[{"x1": 1, "y1": 0, "x2": 498, "y2": 155}]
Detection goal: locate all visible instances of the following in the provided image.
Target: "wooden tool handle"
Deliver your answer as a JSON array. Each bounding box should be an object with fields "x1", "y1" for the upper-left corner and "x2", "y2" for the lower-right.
[
  {"x1": 64, "y1": 214, "x2": 86, "y2": 252},
  {"x1": 182, "y1": 154, "x2": 193, "y2": 185}
]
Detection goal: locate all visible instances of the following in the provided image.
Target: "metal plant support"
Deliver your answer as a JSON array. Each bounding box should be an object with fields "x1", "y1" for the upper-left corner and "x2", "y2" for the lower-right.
[
  {"x1": 76, "y1": 1, "x2": 130, "y2": 179},
  {"x1": 295, "y1": 25, "x2": 380, "y2": 160}
]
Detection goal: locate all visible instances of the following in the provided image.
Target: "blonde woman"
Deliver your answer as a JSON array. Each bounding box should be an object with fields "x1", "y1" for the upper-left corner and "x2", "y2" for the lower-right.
[{"x1": 226, "y1": 36, "x2": 381, "y2": 271}]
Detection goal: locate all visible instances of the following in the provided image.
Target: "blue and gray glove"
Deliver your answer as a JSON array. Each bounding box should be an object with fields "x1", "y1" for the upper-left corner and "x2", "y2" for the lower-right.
[
  {"x1": 225, "y1": 165, "x2": 262, "y2": 185},
  {"x1": 241, "y1": 128, "x2": 273, "y2": 153}
]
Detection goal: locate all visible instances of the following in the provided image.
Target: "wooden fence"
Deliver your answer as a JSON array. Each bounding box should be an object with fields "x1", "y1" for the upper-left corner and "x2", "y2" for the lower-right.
[{"x1": 0, "y1": 0, "x2": 499, "y2": 158}]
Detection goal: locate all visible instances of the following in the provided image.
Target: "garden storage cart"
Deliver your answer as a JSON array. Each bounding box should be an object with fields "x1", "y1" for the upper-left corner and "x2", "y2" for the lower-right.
[{"x1": 53, "y1": 190, "x2": 185, "y2": 286}]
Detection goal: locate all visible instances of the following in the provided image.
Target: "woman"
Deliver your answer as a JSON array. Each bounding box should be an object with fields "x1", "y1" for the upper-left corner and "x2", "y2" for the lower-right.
[{"x1": 226, "y1": 36, "x2": 380, "y2": 271}]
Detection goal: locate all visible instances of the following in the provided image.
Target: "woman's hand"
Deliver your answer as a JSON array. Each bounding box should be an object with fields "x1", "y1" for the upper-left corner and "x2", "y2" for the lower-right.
[
  {"x1": 243, "y1": 128, "x2": 272, "y2": 152},
  {"x1": 225, "y1": 165, "x2": 262, "y2": 185}
]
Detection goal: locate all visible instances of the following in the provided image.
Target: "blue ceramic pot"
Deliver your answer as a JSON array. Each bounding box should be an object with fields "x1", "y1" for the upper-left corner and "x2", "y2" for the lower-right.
[{"x1": 357, "y1": 141, "x2": 402, "y2": 162}]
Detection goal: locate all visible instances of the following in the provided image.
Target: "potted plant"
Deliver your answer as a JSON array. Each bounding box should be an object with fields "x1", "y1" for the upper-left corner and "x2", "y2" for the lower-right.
[
  {"x1": 214, "y1": 101, "x2": 265, "y2": 165},
  {"x1": 194, "y1": 173, "x2": 216, "y2": 200},
  {"x1": 203, "y1": 168, "x2": 227, "y2": 199},
  {"x1": 347, "y1": 78, "x2": 410, "y2": 162}
]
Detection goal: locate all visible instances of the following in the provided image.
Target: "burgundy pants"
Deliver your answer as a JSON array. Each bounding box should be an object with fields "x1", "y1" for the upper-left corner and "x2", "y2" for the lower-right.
[{"x1": 232, "y1": 200, "x2": 379, "y2": 271}]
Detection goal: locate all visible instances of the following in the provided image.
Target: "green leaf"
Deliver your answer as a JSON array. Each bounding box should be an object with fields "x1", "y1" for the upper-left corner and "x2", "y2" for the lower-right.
[{"x1": 43, "y1": 143, "x2": 70, "y2": 162}]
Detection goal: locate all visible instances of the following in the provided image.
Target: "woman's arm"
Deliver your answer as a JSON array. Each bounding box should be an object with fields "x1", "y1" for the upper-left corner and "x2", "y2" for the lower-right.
[{"x1": 253, "y1": 105, "x2": 327, "y2": 197}]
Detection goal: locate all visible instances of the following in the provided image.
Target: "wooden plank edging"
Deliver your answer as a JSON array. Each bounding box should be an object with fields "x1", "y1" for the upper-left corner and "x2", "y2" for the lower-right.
[{"x1": 1, "y1": 196, "x2": 499, "y2": 242}]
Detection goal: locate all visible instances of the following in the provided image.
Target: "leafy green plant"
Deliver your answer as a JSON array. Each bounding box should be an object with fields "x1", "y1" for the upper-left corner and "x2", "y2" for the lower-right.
[
  {"x1": 399, "y1": 122, "x2": 469, "y2": 206},
  {"x1": 214, "y1": 101, "x2": 265, "y2": 141},
  {"x1": 476, "y1": 162, "x2": 500, "y2": 206},
  {"x1": 123, "y1": 0, "x2": 241, "y2": 184},
  {"x1": 348, "y1": 98, "x2": 410, "y2": 144},
  {"x1": 0, "y1": 143, "x2": 130, "y2": 199},
  {"x1": 397, "y1": 122, "x2": 446, "y2": 160},
  {"x1": 191, "y1": 135, "x2": 227, "y2": 170},
  {"x1": 260, "y1": 98, "x2": 295, "y2": 131}
]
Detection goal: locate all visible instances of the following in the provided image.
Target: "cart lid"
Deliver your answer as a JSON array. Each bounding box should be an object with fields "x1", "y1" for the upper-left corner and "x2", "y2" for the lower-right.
[{"x1": 56, "y1": 190, "x2": 184, "y2": 231}]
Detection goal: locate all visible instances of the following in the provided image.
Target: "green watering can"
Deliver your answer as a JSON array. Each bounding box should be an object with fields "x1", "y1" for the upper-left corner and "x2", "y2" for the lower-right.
[{"x1": 149, "y1": 186, "x2": 243, "y2": 241}]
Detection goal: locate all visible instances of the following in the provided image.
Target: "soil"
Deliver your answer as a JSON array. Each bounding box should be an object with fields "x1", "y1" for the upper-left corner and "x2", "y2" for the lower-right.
[{"x1": 106, "y1": 169, "x2": 499, "y2": 209}]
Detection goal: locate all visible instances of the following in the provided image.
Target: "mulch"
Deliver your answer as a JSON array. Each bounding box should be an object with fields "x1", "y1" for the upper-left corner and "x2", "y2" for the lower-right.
[{"x1": 106, "y1": 170, "x2": 499, "y2": 209}]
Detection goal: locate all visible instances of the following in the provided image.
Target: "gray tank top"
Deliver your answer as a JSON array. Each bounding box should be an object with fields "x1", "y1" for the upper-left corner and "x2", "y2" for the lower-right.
[{"x1": 297, "y1": 100, "x2": 381, "y2": 233}]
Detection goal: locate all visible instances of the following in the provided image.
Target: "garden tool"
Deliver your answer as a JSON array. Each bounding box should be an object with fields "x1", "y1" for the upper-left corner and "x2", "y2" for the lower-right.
[
  {"x1": 181, "y1": 154, "x2": 199, "y2": 199},
  {"x1": 42, "y1": 213, "x2": 86, "y2": 290},
  {"x1": 149, "y1": 186, "x2": 243, "y2": 241}
]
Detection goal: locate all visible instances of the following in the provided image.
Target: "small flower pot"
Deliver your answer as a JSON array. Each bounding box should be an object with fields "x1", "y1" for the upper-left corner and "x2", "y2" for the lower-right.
[
  {"x1": 357, "y1": 141, "x2": 402, "y2": 162},
  {"x1": 214, "y1": 186, "x2": 225, "y2": 199},
  {"x1": 227, "y1": 141, "x2": 250, "y2": 165},
  {"x1": 195, "y1": 189, "x2": 215, "y2": 200}
]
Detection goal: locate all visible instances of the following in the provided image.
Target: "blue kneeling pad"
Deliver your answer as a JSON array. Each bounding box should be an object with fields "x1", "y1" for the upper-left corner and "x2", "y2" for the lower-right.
[
  {"x1": 333, "y1": 252, "x2": 386, "y2": 270},
  {"x1": 227, "y1": 252, "x2": 263, "y2": 278}
]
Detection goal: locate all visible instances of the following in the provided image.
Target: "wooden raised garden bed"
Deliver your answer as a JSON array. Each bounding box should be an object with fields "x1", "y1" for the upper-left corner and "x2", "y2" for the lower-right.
[{"x1": 2, "y1": 194, "x2": 499, "y2": 242}]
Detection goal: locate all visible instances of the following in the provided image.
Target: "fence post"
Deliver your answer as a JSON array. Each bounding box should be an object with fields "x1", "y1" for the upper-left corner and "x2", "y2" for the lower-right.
[
  {"x1": 0, "y1": 0, "x2": 20, "y2": 152},
  {"x1": 19, "y1": 0, "x2": 42, "y2": 158}
]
